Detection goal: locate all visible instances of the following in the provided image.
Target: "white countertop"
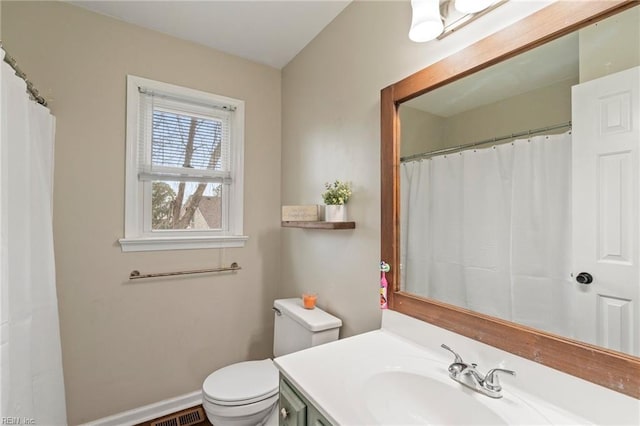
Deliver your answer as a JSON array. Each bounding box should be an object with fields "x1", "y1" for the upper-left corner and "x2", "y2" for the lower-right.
[
  {"x1": 274, "y1": 310, "x2": 640, "y2": 426},
  {"x1": 275, "y1": 329, "x2": 427, "y2": 425}
]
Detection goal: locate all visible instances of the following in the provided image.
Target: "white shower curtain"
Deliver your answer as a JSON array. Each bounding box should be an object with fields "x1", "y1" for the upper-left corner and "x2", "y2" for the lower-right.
[
  {"x1": 401, "y1": 133, "x2": 573, "y2": 336},
  {"x1": 0, "y1": 50, "x2": 67, "y2": 424}
]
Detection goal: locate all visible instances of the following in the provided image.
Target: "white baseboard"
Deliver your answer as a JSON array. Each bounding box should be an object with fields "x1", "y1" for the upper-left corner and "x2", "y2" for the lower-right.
[{"x1": 78, "y1": 390, "x2": 202, "y2": 426}]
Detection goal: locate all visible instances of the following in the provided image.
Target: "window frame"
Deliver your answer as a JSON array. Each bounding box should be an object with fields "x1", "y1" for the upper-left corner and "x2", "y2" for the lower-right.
[{"x1": 119, "y1": 75, "x2": 247, "y2": 252}]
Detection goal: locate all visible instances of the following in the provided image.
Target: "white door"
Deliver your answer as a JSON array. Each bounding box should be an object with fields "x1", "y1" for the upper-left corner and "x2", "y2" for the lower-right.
[{"x1": 572, "y1": 66, "x2": 640, "y2": 356}]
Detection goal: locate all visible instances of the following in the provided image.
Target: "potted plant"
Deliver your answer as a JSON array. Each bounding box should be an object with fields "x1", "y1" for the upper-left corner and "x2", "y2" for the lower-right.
[{"x1": 321, "y1": 180, "x2": 352, "y2": 222}]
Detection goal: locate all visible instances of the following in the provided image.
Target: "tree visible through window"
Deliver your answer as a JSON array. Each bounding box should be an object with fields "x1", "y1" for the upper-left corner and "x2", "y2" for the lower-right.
[{"x1": 150, "y1": 110, "x2": 224, "y2": 230}]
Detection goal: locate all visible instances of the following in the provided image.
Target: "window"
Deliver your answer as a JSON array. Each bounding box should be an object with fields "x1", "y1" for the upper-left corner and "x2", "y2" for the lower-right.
[{"x1": 119, "y1": 75, "x2": 246, "y2": 251}]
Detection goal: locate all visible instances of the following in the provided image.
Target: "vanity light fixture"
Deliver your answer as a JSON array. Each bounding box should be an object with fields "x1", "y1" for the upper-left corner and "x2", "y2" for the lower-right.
[
  {"x1": 454, "y1": 0, "x2": 497, "y2": 14},
  {"x1": 409, "y1": 0, "x2": 444, "y2": 43},
  {"x1": 409, "y1": 0, "x2": 506, "y2": 42}
]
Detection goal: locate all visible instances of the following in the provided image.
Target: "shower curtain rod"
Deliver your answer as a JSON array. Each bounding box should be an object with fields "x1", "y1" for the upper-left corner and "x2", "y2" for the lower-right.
[
  {"x1": 0, "y1": 41, "x2": 47, "y2": 106},
  {"x1": 400, "y1": 121, "x2": 572, "y2": 162}
]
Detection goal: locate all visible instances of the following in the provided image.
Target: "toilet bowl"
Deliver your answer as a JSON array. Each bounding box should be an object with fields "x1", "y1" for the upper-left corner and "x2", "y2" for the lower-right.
[
  {"x1": 202, "y1": 359, "x2": 279, "y2": 426},
  {"x1": 201, "y1": 299, "x2": 342, "y2": 426}
]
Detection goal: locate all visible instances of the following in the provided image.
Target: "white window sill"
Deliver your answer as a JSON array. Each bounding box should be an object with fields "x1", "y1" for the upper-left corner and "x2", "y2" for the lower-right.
[{"x1": 119, "y1": 235, "x2": 249, "y2": 252}]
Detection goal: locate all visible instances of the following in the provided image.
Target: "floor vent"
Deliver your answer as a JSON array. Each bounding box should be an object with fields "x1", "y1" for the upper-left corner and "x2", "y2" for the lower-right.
[
  {"x1": 178, "y1": 407, "x2": 205, "y2": 426},
  {"x1": 150, "y1": 407, "x2": 205, "y2": 426}
]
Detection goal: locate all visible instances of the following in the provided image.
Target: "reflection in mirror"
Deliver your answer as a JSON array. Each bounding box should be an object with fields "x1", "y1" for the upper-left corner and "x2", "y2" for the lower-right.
[{"x1": 398, "y1": 6, "x2": 639, "y2": 357}]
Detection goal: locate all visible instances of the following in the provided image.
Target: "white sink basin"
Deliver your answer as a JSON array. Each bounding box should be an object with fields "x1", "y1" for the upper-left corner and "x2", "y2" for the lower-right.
[
  {"x1": 347, "y1": 355, "x2": 551, "y2": 426},
  {"x1": 363, "y1": 370, "x2": 508, "y2": 425}
]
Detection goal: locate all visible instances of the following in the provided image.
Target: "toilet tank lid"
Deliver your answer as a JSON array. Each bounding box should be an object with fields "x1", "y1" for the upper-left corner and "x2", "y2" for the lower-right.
[{"x1": 274, "y1": 298, "x2": 342, "y2": 332}]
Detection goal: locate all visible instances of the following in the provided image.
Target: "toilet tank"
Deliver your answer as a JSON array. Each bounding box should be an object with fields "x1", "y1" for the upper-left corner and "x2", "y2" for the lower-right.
[{"x1": 273, "y1": 298, "x2": 342, "y2": 357}]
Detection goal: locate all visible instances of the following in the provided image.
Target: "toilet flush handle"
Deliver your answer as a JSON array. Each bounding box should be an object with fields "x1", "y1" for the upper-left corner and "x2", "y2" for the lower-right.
[{"x1": 272, "y1": 307, "x2": 282, "y2": 316}]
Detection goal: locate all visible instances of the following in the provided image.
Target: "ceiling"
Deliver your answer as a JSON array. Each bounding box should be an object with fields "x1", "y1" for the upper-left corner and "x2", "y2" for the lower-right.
[{"x1": 69, "y1": 0, "x2": 352, "y2": 69}]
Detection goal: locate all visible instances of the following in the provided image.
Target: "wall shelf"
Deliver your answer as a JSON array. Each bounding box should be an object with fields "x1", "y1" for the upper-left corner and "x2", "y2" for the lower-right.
[{"x1": 281, "y1": 221, "x2": 356, "y2": 230}]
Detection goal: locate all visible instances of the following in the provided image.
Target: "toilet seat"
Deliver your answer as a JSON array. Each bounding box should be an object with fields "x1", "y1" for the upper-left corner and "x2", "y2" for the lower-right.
[{"x1": 202, "y1": 359, "x2": 279, "y2": 406}]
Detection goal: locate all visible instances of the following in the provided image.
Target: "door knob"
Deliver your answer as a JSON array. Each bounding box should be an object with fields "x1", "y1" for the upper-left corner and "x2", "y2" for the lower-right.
[{"x1": 576, "y1": 272, "x2": 593, "y2": 284}]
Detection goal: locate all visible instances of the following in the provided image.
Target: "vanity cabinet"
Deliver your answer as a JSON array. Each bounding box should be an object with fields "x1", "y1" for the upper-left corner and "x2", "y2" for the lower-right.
[{"x1": 279, "y1": 376, "x2": 332, "y2": 426}]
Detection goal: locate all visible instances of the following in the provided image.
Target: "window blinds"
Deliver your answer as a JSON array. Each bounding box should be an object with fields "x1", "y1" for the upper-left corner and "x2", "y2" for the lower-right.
[{"x1": 137, "y1": 88, "x2": 233, "y2": 183}]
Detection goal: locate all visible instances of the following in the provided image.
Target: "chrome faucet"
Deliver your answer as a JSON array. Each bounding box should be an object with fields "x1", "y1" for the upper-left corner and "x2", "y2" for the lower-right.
[{"x1": 441, "y1": 344, "x2": 516, "y2": 398}]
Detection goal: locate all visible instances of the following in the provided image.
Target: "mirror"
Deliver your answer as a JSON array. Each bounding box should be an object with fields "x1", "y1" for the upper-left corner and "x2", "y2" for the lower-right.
[
  {"x1": 381, "y1": 1, "x2": 640, "y2": 398},
  {"x1": 399, "y1": 6, "x2": 639, "y2": 356}
]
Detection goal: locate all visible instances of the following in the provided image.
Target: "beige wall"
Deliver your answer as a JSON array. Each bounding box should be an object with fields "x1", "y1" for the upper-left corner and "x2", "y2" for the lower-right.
[
  {"x1": 2, "y1": 1, "x2": 281, "y2": 424},
  {"x1": 400, "y1": 78, "x2": 575, "y2": 157},
  {"x1": 280, "y1": 0, "x2": 551, "y2": 338},
  {"x1": 443, "y1": 77, "x2": 575, "y2": 148},
  {"x1": 399, "y1": 106, "x2": 445, "y2": 158}
]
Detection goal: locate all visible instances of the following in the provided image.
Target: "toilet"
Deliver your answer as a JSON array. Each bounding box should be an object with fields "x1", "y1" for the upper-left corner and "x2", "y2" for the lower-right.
[{"x1": 202, "y1": 298, "x2": 342, "y2": 426}]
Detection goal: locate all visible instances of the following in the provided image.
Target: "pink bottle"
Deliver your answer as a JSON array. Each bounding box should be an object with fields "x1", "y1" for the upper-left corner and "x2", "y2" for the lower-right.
[{"x1": 380, "y1": 261, "x2": 390, "y2": 309}]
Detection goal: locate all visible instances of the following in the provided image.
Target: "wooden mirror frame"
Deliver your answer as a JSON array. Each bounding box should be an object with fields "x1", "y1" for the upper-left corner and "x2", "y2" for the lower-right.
[{"x1": 381, "y1": 0, "x2": 640, "y2": 399}]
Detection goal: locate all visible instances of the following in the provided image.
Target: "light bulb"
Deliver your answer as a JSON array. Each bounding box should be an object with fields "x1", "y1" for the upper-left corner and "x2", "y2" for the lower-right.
[
  {"x1": 409, "y1": 0, "x2": 444, "y2": 42},
  {"x1": 454, "y1": 0, "x2": 497, "y2": 14}
]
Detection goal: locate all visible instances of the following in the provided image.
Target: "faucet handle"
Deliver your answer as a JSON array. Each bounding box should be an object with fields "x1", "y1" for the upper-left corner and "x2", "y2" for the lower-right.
[
  {"x1": 484, "y1": 368, "x2": 516, "y2": 392},
  {"x1": 440, "y1": 344, "x2": 464, "y2": 364}
]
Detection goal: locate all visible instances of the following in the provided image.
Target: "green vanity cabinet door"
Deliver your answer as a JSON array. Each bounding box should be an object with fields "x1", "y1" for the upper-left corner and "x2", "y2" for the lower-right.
[
  {"x1": 307, "y1": 404, "x2": 330, "y2": 426},
  {"x1": 279, "y1": 375, "x2": 333, "y2": 426},
  {"x1": 279, "y1": 378, "x2": 307, "y2": 426}
]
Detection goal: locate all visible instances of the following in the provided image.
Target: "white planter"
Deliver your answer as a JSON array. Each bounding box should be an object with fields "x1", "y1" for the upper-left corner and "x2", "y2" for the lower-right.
[{"x1": 325, "y1": 204, "x2": 347, "y2": 222}]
